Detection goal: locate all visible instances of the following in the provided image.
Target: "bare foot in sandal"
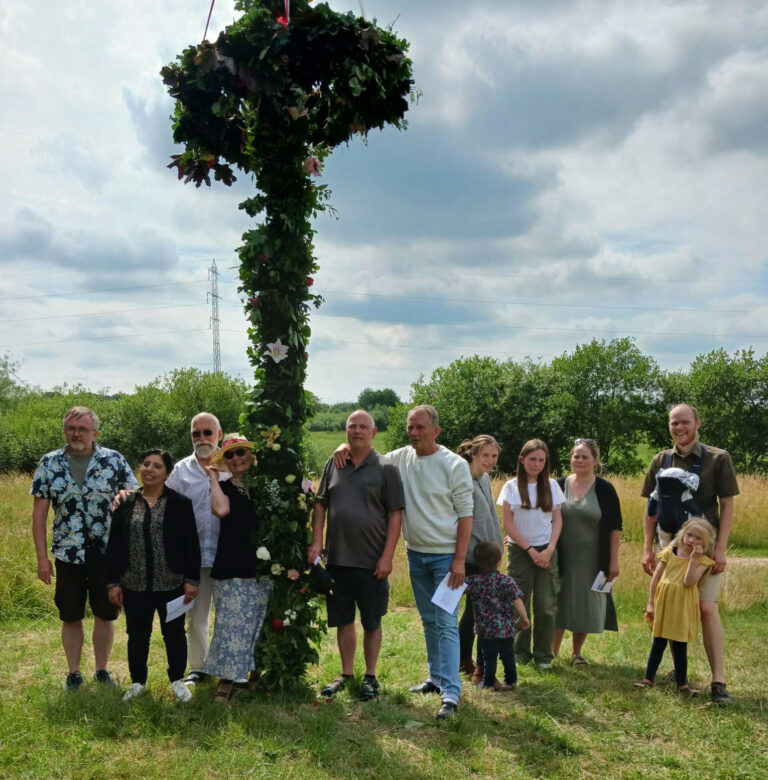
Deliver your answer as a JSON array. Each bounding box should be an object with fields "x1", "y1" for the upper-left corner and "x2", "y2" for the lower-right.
[
  {"x1": 214, "y1": 680, "x2": 234, "y2": 703},
  {"x1": 634, "y1": 679, "x2": 654, "y2": 689}
]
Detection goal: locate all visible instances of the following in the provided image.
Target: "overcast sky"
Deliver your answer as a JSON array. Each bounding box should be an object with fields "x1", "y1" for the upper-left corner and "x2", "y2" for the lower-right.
[{"x1": 2, "y1": 0, "x2": 768, "y2": 404}]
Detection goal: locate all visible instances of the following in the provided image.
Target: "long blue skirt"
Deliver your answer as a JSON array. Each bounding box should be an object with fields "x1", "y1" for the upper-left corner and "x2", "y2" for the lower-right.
[{"x1": 204, "y1": 577, "x2": 273, "y2": 681}]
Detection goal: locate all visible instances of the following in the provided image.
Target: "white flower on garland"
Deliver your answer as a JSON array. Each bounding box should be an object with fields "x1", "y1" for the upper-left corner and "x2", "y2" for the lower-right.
[
  {"x1": 271, "y1": 563, "x2": 285, "y2": 576},
  {"x1": 265, "y1": 338, "x2": 289, "y2": 363},
  {"x1": 256, "y1": 546, "x2": 271, "y2": 560}
]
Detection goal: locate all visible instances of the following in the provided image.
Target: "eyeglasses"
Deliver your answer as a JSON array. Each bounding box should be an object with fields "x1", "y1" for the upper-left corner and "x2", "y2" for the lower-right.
[
  {"x1": 223, "y1": 447, "x2": 248, "y2": 459},
  {"x1": 192, "y1": 429, "x2": 215, "y2": 438},
  {"x1": 65, "y1": 426, "x2": 94, "y2": 435},
  {"x1": 574, "y1": 438, "x2": 596, "y2": 446}
]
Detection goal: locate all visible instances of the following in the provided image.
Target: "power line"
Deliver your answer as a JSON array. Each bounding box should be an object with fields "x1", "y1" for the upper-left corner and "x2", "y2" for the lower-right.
[
  {"x1": 0, "y1": 328, "x2": 210, "y2": 348},
  {"x1": 0, "y1": 280, "x2": 208, "y2": 303},
  {"x1": 0, "y1": 302, "x2": 204, "y2": 324}
]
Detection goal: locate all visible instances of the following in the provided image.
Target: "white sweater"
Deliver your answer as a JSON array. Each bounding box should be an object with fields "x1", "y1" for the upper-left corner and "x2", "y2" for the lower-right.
[{"x1": 385, "y1": 445, "x2": 474, "y2": 554}]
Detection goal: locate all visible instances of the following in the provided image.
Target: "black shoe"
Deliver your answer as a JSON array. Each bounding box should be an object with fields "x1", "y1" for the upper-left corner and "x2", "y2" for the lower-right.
[
  {"x1": 436, "y1": 701, "x2": 458, "y2": 720},
  {"x1": 184, "y1": 671, "x2": 204, "y2": 685},
  {"x1": 711, "y1": 682, "x2": 732, "y2": 704},
  {"x1": 320, "y1": 676, "x2": 348, "y2": 698},
  {"x1": 93, "y1": 669, "x2": 115, "y2": 686},
  {"x1": 65, "y1": 672, "x2": 83, "y2": 691},
  {"x1": 360, "y1": 676, "x2": 380, "y2": 701},
  {"x1": 409, "y1": 680, "x2": 441, "y2": 695}
]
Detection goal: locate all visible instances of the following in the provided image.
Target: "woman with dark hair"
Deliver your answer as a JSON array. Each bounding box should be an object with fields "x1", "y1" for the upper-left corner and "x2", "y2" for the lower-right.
[
  {"x1": 497, "y1": 439, "x2": 565, "y2": 669},
  {"x1": 553, "y1": 438, "x2": 622, "y2": 664},
  {"x1": 204, "y1": 434, "x2": 272, "y2": 703},
  {"x1": 106, "y1": 449, "x2": 200, "y2": 702},
  {"x1": 455, "y1": 435, "x2": 504, "y2": 683}
]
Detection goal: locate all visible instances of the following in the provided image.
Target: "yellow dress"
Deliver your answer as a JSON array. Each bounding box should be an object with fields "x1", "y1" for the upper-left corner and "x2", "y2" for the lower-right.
[{"x1": 652, "y1": 546, "x2": 714, "y2": 643}]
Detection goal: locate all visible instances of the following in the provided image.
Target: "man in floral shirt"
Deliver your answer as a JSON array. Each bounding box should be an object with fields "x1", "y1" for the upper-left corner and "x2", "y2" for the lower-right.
[{"x1": 31, "y1": 406, "x2": 138, "y2": 690}]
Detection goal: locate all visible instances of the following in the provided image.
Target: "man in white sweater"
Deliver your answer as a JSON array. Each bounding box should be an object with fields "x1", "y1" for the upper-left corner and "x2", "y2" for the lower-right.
[{"x1": 338, "y1": 404, "x2": 473, "y2": 717}]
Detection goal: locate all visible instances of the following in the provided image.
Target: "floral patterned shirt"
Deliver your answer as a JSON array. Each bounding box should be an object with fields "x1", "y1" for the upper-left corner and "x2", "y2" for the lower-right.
[
  {"x1": 465, "y1": 571, "x2": 524, "y2": 639},
  {"x1": 31, "y1": 445, "x2": 139, "y2": 564}
]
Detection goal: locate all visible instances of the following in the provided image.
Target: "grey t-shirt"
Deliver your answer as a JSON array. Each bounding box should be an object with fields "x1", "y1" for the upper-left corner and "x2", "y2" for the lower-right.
[
  {"x1": 65, "y1": 452, "x2": 94, "y2": 489},
  {"x1": 316, "y1": 449, "x2": 405, "y2": 570}
]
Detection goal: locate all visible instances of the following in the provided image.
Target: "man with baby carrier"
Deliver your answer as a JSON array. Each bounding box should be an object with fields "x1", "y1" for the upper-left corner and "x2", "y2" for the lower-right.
[{"x1": 641, "y1": 403, "x2": 739, "y2": 704}]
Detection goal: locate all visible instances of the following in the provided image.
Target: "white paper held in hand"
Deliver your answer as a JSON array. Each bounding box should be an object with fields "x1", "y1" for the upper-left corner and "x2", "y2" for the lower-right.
[
  {"x1": 165, "y1": 593, "x2": 196, "y2": 623},
  {"x1": 590, "y1": 571, "x2": 613, "y2": 593},
  {"x1": 430, "y1": 572, "x2": 467, "y2": 613}
]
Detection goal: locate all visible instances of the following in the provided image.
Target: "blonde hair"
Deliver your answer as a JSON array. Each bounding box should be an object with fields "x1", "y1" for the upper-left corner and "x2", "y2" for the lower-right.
[
  {"x1": 456, "y1": 434, "x2": 501, "y2": 464},
  {"x1": 672, "y1": 517, "x2": 716, "y2": 557}
]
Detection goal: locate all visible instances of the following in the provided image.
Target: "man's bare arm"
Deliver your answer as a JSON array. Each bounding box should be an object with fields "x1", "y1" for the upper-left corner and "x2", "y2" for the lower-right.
[
  {"x1": 713, "y1": 496, "x2": 734, "y2": 574},
  {"x1": 32, "y1": 497, "x2": 53, "y2": 585},
  {"x1": 375, "y1": 509, "x2": 402, "y2": 579}
]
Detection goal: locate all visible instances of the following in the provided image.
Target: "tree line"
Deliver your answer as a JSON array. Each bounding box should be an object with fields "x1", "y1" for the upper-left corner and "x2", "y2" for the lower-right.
[
  {"x1": 2, "y1": 339, "x2": 767, "y2": 475},
  {"x1": 384, "y1": 339, "x2": 768, "y2": 476}
]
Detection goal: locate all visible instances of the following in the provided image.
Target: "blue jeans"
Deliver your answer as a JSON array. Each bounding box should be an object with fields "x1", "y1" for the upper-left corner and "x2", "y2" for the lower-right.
[{"x1": 407, "y1": 549, "x2": 461, "y2": 704}]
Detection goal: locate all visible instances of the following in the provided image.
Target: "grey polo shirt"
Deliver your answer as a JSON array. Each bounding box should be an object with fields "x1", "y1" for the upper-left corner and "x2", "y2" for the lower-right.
[{"x1": 316, "y1": 449, "x2": 405, "y2": 570}]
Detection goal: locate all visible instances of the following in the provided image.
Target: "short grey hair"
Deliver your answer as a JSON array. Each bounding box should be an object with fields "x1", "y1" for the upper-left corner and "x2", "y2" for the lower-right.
[
  {"x1": 346, "y1": 409, "x2": 376, "y2": 428},
  {"x1": 62, "y1": 406, "x2": 99, "y2": 431},
  {"x1": 408, "y1": 404, "x2": 439, "y2": 427},
  {"x1": 190, "y1": 411, "x2": 222, "y2": 431}
]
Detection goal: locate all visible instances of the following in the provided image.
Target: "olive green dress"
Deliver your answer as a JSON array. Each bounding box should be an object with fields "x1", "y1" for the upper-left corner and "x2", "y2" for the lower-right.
[{"x1": 556, "y1": 480, "x2": 615, "y2": 633}]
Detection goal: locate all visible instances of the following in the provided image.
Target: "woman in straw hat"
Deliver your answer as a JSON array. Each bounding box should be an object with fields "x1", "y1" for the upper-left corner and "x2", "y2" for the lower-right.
[{"x1": 204, "y1": 434, "x2": 272, "y2": 702}]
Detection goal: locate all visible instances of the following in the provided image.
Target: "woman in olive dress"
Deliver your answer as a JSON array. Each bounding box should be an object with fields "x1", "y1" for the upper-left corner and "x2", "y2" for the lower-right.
[{"x1": 553, "y1": 438, "x2": 622, "y2": 664}]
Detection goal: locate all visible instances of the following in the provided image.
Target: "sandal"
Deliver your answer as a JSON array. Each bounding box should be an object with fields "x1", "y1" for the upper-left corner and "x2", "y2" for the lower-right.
[
  {"x1": 677, "y1": 685, "x2": 700, "y2": 698},
  {"x1": 320, "y1": 675, "x2": 348, "y2": 699},
  {"x1": 633, "y1": 679, "x2": 654, "y2": 689},
  {"x1": 214, "y1": 680, "x2": 234, "y2": 703},
  {"x1": 572, "y1": 655, "x2": 588, "y2": 666}
]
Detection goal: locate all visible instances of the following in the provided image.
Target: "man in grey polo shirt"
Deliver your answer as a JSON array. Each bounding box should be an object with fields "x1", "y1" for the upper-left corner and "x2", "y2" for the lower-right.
[{"x1": 308, "y1": 409, "x2": 404, "y2": 701}]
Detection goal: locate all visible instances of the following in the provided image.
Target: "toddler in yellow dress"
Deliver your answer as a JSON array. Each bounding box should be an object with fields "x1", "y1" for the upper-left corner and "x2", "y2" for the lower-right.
[{"x1": 635, "y1": 518, "x2": 716, "y2": 697}]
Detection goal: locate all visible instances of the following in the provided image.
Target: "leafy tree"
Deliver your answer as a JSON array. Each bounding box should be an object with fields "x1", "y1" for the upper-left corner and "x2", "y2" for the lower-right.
[
  {"x1": 0, "y1": 354, "x2": 25, "y2": 411},
  {"x1": 547, "y1": 338, "x2": 663, "y2": 473},
  {"x1": 677, "y1": 349, "x2": 768, "y2": 472},
  {"x1": 357, "y1": 387, "x2": 400, "y2": 409}
]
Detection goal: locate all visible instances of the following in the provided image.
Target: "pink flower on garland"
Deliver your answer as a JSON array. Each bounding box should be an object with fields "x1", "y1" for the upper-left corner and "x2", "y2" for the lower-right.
[
  {"x1": 270, "y1": 618, "x2": 284, "y2": 633},
  {"x1": 287, "y1": 569, "x2": 300, "y2": 581},
  {"x1": 249, "y1": 296, "x2": 260, "y2": 307},
  {"x1": 303, "y1": 156, "x2": 322, "y2": 176},
  {"x1": 306, "y1": 277, "x2": 314, "y2": 287}
]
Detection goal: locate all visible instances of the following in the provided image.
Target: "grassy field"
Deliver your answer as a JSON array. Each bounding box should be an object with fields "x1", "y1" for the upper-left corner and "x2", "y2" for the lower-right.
[{"x1": 1, "y1": 470, "x2": 767, "y2": 779}]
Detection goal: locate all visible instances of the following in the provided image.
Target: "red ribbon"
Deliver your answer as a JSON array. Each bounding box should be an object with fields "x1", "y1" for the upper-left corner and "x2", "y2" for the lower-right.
[{"x1": 277, "y1": 0, "x2": 291, "y2": 28}]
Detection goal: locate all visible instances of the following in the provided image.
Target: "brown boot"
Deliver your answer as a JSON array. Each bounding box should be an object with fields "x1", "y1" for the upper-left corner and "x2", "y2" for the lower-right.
[
  {"x1": 472, "y1": 665, "x2": 484, "y2": 684},
  {"x1": 459, "y1": 658, "x2": 475, "y2": 677}
]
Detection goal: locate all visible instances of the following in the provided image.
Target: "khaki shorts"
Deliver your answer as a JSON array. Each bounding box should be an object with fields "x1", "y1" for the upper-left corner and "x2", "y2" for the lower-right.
[{"x1": 656, "y1": 529, "x2": 723, "y2": 603}]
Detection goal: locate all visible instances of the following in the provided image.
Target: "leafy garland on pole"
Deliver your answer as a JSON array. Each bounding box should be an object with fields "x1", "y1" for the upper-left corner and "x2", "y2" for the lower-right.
[{"x1": 162, "y1": 0, "x2": 414, "y2": 689}]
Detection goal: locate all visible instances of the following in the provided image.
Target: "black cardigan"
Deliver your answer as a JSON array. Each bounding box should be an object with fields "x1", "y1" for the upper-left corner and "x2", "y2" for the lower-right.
[
  {"x1": 105, "y1": 486, "x2": 201, "y2": 587},
  {"x1": 557, "y1": 475, "x2": 623, "y2": 632}
]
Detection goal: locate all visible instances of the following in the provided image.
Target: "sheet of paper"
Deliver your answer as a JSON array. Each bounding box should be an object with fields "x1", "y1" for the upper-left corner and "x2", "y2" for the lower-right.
[
  {"x1": 430, "y1": 572, "x2": 467, "y2": 614},
  {"x1": 165, "y1": 594, "x2": 195, "y2": 623},
  {"x1": 590, "y1": 570, "x2": 613, "y2": 593}
]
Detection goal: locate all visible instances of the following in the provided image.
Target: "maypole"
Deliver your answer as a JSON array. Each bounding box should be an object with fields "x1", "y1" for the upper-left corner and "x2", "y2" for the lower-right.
[{"x1": 162, "y1": 0, "x2": 413, "y2": 689}]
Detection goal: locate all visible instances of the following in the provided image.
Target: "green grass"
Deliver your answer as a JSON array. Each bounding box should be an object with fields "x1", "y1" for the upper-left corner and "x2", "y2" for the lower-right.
[{"x1": 2, "y1": 472, "x2": 768, "y2": 779}]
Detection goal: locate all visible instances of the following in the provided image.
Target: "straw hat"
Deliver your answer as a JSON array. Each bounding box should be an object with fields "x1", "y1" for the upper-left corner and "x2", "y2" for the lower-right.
[{"x1": 210, "y1": 434, "x2": 256, "y2": 465}]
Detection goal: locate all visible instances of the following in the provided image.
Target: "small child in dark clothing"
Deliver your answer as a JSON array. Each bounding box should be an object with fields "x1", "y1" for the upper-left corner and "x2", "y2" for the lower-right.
[{"x1": 464, "y1": 541, "x2": 531, "y2": 690}]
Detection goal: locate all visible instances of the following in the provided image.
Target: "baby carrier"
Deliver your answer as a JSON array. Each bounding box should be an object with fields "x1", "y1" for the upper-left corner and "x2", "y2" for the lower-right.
[{"x1": 649, "y1": 446, "x2": 706, "y2": 534}]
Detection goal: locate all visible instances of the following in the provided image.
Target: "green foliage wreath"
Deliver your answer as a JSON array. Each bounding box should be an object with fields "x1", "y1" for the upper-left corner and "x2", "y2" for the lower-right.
[{"x1": 163, "y1": 0, "x2": 414, "y2": 689}]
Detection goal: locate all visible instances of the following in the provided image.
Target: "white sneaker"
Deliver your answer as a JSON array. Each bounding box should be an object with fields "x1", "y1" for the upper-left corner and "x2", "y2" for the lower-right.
[
  {"x1": 122, "y1": 683, "x2": 146, "y2": 702},
  {"x1": 171, "y1": 679, "x2": 192, "y2": 702}
]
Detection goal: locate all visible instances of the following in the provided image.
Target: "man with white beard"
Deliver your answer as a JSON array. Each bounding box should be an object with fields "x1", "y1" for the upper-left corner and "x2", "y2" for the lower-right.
[{"x1": 165, "y1": 412, "x2": 227, "y2": 683}]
